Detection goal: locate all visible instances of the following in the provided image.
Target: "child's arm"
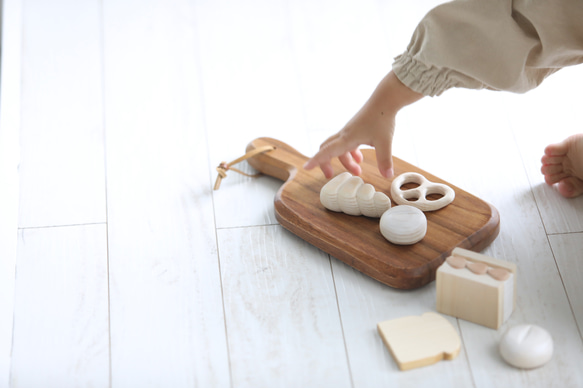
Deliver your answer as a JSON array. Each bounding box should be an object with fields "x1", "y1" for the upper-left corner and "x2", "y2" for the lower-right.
[{"x1": 306, "y1": 0, "x2": 583, "y2": 179}]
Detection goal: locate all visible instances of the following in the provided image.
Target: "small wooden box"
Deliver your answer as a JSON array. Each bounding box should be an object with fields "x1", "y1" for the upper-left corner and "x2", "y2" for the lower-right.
[{"x1": 436, "y1": 248, "x2": 517, "y2": 329}]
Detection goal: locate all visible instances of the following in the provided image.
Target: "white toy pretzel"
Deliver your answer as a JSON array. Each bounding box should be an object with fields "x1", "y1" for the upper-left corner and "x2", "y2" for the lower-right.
[{"x1": 390, "y1": 172, "x2": 455, "y2": 212}]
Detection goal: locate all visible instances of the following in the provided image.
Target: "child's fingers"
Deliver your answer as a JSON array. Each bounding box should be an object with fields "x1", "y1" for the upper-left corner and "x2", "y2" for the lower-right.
[
  {"x1": 350, "y1": 149, "x2": 364, "y2": 164},
  {"x1": 303, "y1": 147, "x2": 337, "y2": 178},
  {"x1": 319, "y1": 161, "x2": 335, "y2": 179},
  {"x1": 305, "y1": 138, "x2": 349, "y2": 167},
  {"x1": 339, "y1": 152, "x2": 362, "y2": 176},
  {"x1": 303, "y1": 157, "x2": 322, "y2": 172},
  {"x1": 374, "y1": 139, "x2": 394, "y2": 178},
  {"x1": 304, "y1": 131, "x2": 365, "y2": 178}
]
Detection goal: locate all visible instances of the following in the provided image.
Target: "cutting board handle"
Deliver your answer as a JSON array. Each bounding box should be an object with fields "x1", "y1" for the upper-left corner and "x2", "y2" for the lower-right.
[{"x1": 246, "y1": 137, "x2": 312, "y2": 183}]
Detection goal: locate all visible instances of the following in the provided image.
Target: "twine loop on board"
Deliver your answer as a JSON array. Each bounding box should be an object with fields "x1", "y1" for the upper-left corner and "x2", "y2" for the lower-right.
[{"x1": 214, "y1": 145, "x2": 276, "y2": 190}]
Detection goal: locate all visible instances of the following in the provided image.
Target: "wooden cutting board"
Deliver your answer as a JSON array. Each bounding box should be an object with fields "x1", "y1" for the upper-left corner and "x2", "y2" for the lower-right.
[{"x1": 245, "y1": 137, "x2": 500, "y2": 289}]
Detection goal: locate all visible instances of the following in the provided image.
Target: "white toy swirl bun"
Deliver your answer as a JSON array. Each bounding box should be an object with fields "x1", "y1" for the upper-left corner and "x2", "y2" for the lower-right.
[{"x1": 320, "y1": 172, "x2": 391, "y2": 218}]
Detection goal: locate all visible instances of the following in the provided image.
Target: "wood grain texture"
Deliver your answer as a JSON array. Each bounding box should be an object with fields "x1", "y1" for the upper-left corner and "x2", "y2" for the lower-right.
[
  {"x1": 246, "y1": 137, "x2": 500, "y2": 289},
  {"x1": 549, "y1": 233, "x2": 583, "y2": 333},
  {"x1": 330, "y1": 260, "x2": 475, "y2": 387},
  {"x1": 103, "y1": 0, "x2": 230, "y2": 385},
  {"x1": 218, "y1": 225, "x2": 352, "y2": 387},
  {"x1": 0, "y1": 0, "x2": 22, "y2": 384},
  {"x1": 288, "y1": 0, "x2": 390, "y2": 131},
  {"x1": 18, "y1": 0, "x2": 106, "y2": 228},
  {"x1": 10, "y1": 225, "x2": 109, "y2": 388},
  {"x1": 196, "y1": 0, "x2": 309, "y2": 229}
]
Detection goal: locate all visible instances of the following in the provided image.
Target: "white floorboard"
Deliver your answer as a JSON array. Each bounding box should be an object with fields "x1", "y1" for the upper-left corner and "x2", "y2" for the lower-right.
[
  {"x1": 0, "y1": 0, "x2": 21, "y2": 385},
  {"x1": 10, "y1": 225, "x2": 110, "y2": 388},
  {"x1": 2, "y1": 0, "x2": 583, "y2": 387},
  {"x1": 332, "y1": 261, "x2": 475, "y2": 387},
  {"x1": 289, "y1": 0, "x2": 391, "y2": 132},
  {"x1": 103, "y1": 0, "x2": 230, "y2": 386},
  {"x1": 218, "y1": 225, "x2": 351, "y2": 388},
  {"x1": 196, "y1": 0, "x2": 310, "y2": 229},
  {"x1": 17, "y1": 0, "x2": 106, "y2": 228},
  {"x1": 549, "y1": 233, "x2": 583, "y2": 336}
]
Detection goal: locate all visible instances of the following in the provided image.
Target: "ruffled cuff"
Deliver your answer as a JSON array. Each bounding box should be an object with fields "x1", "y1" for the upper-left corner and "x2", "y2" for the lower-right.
[{"x1": 392, "y1": 52, "x2": 486, "y2": 97}]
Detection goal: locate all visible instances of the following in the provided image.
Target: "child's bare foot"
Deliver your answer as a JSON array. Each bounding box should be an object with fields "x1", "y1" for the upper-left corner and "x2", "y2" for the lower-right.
[{"x1": 541, "y1": 134, "x2": 583, "y2": 198}]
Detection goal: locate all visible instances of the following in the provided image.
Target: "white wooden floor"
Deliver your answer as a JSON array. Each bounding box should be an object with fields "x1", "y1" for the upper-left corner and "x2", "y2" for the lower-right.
[{"x1": 1, "y1": 0, "x2": 582, "y2": 387}]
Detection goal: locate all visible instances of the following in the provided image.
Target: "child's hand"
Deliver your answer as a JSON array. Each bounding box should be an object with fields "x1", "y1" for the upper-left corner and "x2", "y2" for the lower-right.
[
  {"x1": 304, "y1": 111, "x2": 396, "y2": 179},
  {"x1": 304, "y1": 71, "x2": 423, "y2": 179}
]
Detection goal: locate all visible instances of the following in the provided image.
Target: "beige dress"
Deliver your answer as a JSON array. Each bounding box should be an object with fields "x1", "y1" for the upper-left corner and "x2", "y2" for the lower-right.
[{"x1": 392, "y1": 0, "x2": 583, "y2": 96}]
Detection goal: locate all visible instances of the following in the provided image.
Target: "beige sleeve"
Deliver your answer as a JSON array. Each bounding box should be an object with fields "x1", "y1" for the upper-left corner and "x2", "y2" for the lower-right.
[{"x1": 392, "y1": 0, "x2": 583, "y2": 96}]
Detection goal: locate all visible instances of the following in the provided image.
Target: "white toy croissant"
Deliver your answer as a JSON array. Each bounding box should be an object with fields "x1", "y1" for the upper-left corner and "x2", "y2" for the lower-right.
[{"x1": 320, "y1": 172, "x2": 391, "y2": 218}]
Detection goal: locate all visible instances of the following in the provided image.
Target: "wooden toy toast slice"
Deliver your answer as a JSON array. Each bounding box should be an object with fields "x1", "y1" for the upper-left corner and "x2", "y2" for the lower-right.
[
  {"x1": 377, "y1": 312, "x2": 461, "y2": 371},
  {"x1": 245, "y1": 137, "x2": 500, "y2": 289}
]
